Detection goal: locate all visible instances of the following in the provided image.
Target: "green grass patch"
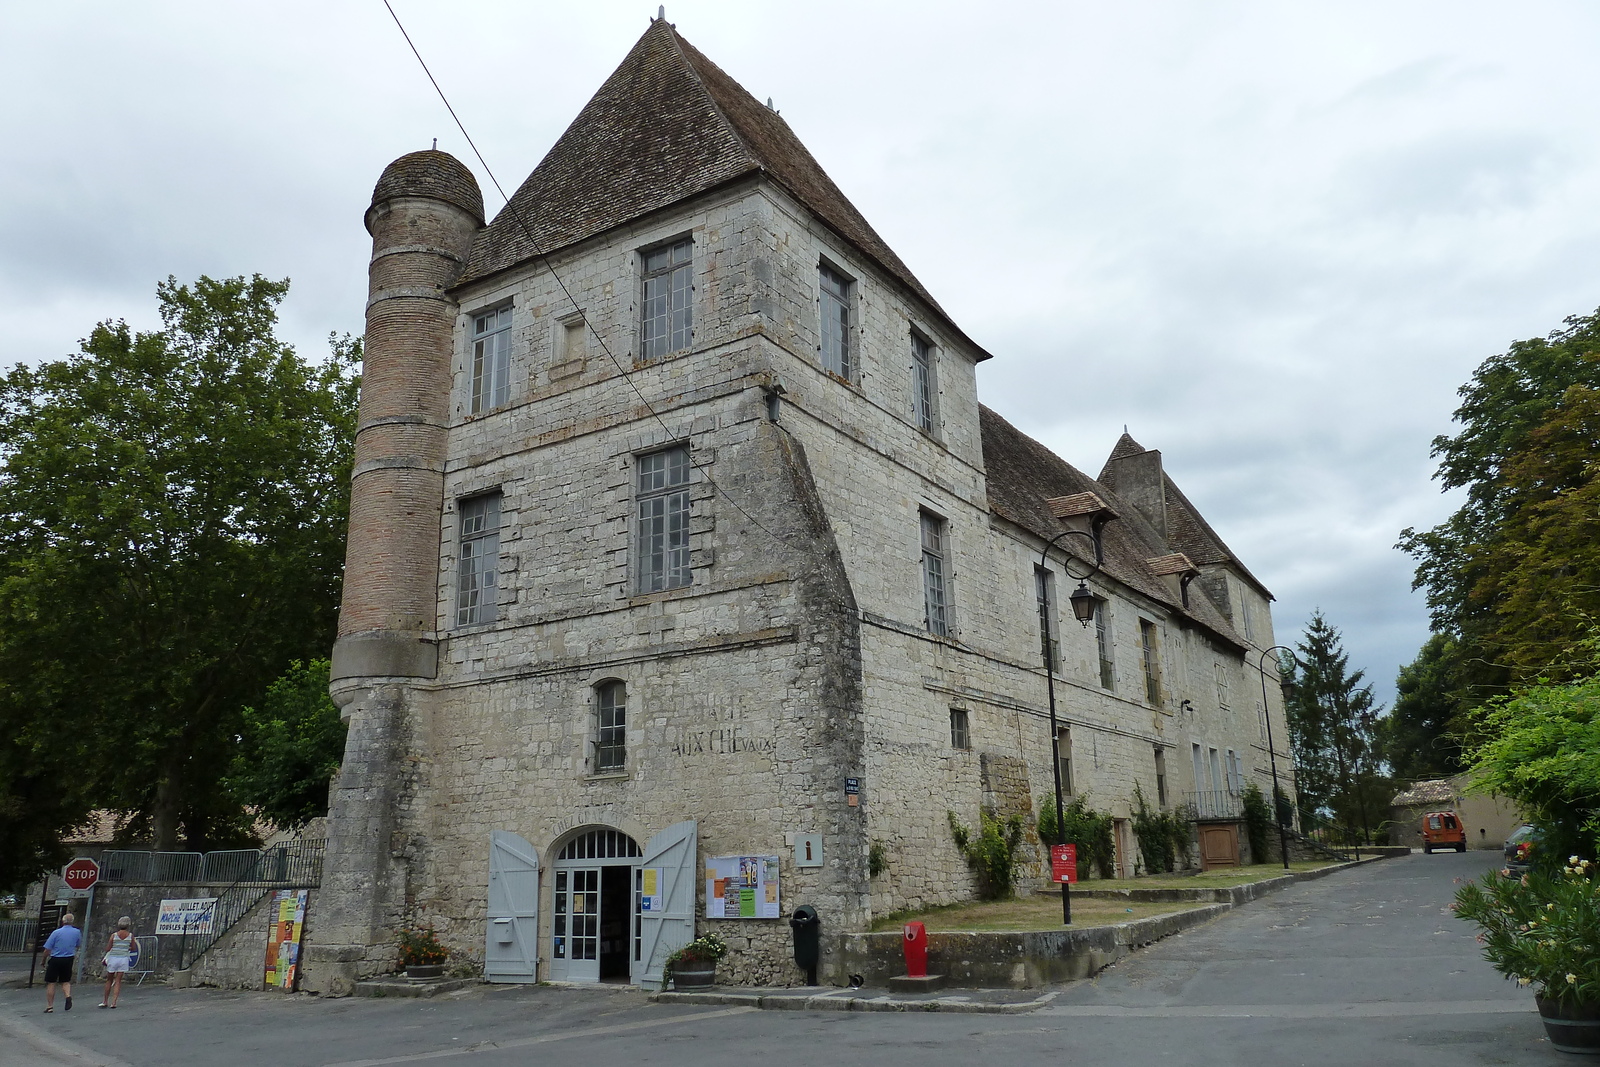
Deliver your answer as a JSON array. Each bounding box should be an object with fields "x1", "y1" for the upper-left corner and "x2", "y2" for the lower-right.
[{"x1": 869, "y1": 895, "x2": 1208, "y2": 933}]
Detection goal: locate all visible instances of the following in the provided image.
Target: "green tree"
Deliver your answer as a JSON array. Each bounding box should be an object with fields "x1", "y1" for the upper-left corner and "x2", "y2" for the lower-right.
[
  {"x1": 1398, "y1": 309, "x2": 1600, "y2": 690},
  {"x1": 1466, "y1": 671, "x2": 1600, "y2": 863},
  {"x1": 0, "y1": 275, "x2": 358, "y2": 855},
  {"x1": 1379, "y1": 634, "x2": 1468, "y2": 781},
  {"x1": 1283, "y1": 611, "x2": 1386, "y2": 841},
  {"x1": 225, "y1": 659, "x2": 348, "y2": 830}
]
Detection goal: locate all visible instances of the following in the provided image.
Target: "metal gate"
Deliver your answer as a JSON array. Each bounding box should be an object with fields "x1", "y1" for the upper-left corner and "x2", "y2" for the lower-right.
[{"x1": 486, "y1": 830, "x2": 539, "y2": 983}]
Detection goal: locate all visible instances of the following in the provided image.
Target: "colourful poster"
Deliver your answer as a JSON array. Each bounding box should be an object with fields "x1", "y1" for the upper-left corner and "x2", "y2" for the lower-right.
[
  {"x1": 703, "y1": 855, "x2": 780, "y2": 919},
  {"x1": 155, "y1": 898, "x2": 217, "y2": 935},
  {"x1": 263, "y1": 889, "x2": 307, "y2": 990}
]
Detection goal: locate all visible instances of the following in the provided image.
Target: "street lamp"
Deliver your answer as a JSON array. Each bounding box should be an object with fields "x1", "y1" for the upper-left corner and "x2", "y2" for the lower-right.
[
  {"x1": 1255, "y1": 644, "x2": 1298, "y2": 871},
  {"x1": 1038, "y1": 527, "x2": 1101, "y2": 925}
]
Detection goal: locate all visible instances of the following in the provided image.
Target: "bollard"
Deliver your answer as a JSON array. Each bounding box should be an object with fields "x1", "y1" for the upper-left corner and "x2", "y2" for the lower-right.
[{"x1": 902, "y1": 921, "x2": 927, "y2": 979}]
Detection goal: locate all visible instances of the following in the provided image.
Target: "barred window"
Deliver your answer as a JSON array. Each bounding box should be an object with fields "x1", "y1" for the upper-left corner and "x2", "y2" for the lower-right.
[
  {"x1": 595, "y1": 681, "x2": 627, "y2": 773},
  {"x1": 641, "y1": 238, "x2": 693, "y2": 360},
  {"x1": 471, "y1": 305, "x2": 513, "y2": 414},
  {"x1": 920, "y1": 511, "x2": 949, "y2": 636},
  {"x1": 911, "y1": 333, "x2": 936, "y2": 433},
  {"x1": 820, "y1": 264, "x2": 853, "y2": 379},
  {"x1": 636, "y1": 446, "x2": 692, "y2": 593},
  {"x1": 455, "y1": 493, "x2": 501, "y2": 626}
]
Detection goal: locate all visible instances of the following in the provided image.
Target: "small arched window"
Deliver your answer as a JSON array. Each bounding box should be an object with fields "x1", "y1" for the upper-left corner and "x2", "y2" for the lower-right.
[{"x1": 594, "y1": 681, "x2": 627, "y2": 772}]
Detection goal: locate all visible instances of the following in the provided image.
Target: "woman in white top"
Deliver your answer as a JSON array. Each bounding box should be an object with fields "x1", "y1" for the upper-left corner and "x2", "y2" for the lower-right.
[{"x1": 99, "y1": 916, "x2": 135, "y2": 1008}]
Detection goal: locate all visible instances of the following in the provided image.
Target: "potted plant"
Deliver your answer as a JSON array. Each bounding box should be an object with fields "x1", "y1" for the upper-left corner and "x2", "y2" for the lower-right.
[
  {"x1": 1453, "y1": 856, "x2": 1600, "y2": 1054},
  {"x1": 397, "y1": 925, "x2": 449, "y2": 980},
  {"x1": 665, "y1": 932, "x2": 728, "y2": 989}
]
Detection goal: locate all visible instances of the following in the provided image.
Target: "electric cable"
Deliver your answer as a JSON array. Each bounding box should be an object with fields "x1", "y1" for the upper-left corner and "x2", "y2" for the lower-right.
[{"x1": 379, "y1": 0, "x2": 804, "y2": 551}]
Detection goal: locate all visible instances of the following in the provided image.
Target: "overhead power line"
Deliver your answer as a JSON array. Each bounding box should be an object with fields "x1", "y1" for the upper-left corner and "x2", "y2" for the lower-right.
[{"x1": 378, "y1": 0, "x2": 802, "y2": 551}]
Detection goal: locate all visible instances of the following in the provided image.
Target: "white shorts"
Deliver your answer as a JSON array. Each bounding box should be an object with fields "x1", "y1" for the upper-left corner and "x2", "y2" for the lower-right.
[{"x1": 104, "y1": 957, "x2": 130, "y2": 973}]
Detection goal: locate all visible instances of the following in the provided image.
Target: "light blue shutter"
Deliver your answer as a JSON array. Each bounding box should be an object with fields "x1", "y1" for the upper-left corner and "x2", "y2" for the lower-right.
[
  {"x1": 486, "y1": 830, "x2": 539, "y2": 983},
  {"x1": 637, "y1": 820, "x2": 697, "y2": 990}
]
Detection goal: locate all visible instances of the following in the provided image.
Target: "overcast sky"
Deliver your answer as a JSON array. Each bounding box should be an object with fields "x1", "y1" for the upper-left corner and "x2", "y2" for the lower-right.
[{"x1": 6, "y1": 2, "x2": 1599, "y2": 708}]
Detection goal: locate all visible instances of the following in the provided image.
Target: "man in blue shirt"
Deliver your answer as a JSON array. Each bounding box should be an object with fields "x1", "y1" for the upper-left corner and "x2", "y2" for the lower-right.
[{"x1": 42, "y1": 912, "x2": 81, "y2": 1012}]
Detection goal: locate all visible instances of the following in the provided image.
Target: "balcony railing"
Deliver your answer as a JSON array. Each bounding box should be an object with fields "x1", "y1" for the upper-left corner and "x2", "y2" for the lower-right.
[{"x1": 1185, "y1": 789, "x2": 1244, "y2": 820}]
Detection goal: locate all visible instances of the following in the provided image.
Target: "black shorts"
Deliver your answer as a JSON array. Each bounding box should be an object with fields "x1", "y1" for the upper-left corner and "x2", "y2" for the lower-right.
[{"x1": 43, "y1": 955, "x2": 74, "y2": 983}]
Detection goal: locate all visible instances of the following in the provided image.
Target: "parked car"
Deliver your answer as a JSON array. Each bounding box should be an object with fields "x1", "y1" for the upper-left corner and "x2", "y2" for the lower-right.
[
  {"x1": 1421, "y1": 810, "x2": 1467, "y2": 853},
  {"x1": 1504, "y1": 824, "x2": 1541, "y2": 874}
]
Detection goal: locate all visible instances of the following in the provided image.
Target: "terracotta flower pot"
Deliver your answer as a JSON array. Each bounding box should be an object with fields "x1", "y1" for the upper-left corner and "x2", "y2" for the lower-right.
[
  {"x1": 405, "y1": 963, "x2": 446, "y2": 980},
  {"x1": 671, "y1": 962, "x2": 716, "y2": 989},
  {"x1": 1538, "y1": 995, "x2": 1600, "y2": 1055}
]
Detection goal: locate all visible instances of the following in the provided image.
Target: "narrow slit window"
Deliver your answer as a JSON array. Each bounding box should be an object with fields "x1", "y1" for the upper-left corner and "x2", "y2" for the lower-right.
[
  {"x1": 819, "y1": 264, "x2": 853, "y2": 379},
  {"x1": 921, "y1": 511, "x2": 949, "y2": 636},
  {"x1": 595, "y1": 681, "x2": 627, "y2": 773},
  {"x1": 455, "y1": 493, "x2": 501, "y2": 626},
  {"x1": 911, "y1": 333, "x2": 935, "y2": 432}
]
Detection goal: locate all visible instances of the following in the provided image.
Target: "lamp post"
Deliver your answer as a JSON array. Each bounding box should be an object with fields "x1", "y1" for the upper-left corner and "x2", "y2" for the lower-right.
[
  {"x1": 1038, "y1": 528, "x2": 1101, "y2": 926},
  {"x1": 1255, "y1": 644, "x2": 1297, "y2": 871}
]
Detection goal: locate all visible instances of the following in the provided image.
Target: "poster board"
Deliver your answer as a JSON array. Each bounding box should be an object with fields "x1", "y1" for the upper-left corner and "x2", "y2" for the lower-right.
[
  {"x1": 704, "y1": 855, "x2": 780, "y2": 919},
  {"x1": 155, "y1": 898, "x2": 217, "y2": 935},
  {"x1": 264, "y1": 889, "x2": 308, "y2": 990}
]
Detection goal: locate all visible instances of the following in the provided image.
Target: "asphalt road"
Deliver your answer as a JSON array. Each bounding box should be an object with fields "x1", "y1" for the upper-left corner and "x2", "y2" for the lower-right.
[{"x1": 0, "y1": 851, "x2": 1554, "y2": 1067}]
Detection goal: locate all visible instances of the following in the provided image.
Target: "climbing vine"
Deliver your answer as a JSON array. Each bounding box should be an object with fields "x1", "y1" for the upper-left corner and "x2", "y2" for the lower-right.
[
  {"x1": 1035, "y1": 796, "x2": 1115, "y2": 879},
  {"x1": 1131, "y1": 784, "x2": 1193, "y2": 874},
  {"x1": 948, "y1": 810, "x2": 1026, "y2": 900}
]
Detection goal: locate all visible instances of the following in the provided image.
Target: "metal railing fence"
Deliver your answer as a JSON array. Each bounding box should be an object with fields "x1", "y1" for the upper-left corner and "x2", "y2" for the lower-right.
[
  {"x1": 0, "y1": 919, "x2": 37, "y2": 954},
  {"x1": 1185, "y1": 789, "x2": 1245, "y2": 821},
  {"x1": 177, "y1": 839, "x2": 324, "y2": 970}
]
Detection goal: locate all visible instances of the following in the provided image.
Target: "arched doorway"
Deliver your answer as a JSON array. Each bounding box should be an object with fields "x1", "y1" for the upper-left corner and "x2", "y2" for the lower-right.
[{"x1": 549, "y1": 827, "x2": 642, "y2": 982}]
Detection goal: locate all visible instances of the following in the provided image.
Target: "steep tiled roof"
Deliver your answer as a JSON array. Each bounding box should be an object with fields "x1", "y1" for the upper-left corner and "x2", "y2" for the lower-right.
[
  {"x1": 370, "y1": 149, "x2": 485, "y2": 227},
  {"x1": 457, "y1": 18, "x2": 990, "y2": 360},
  {"x1": 1045, "y1": 492, "x2": 1115, "y2": 520},
  {"x1": 1099, "y1": 435, "x2": 1273, "y2": 600},
  {"x1": 979, "y1": 406, "x2": 1246, "y2": 651}
]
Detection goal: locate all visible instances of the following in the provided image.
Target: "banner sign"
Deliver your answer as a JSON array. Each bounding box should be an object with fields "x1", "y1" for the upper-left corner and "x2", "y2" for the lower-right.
[
  {"x1": 156, "y1": 898, "x2": 217, "y2": 934},
  {"x1": 264, "y1": 889, "x2": 308, "y2": 990},
  {"x1": 704, "y1": 854, "x2": 780, "y2": 918}
]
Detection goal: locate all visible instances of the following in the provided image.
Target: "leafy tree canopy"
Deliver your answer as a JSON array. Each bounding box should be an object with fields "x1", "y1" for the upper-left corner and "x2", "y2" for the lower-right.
[
  {"x1": 1399, "y1": 309, "x2": 1600, "y2": 686},
  {"x1": 225, "y1": 659, "x2": 348, "y2": 831},
  {"x1": 1379, "y1": 633, "x2": 1468, "y2": 781},
  {"x1": 0, "y1": 275, "x2": 358, "y2": 864}
]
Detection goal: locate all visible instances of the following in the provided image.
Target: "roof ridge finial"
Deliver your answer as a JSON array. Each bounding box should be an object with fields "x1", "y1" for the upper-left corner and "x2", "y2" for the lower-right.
[
  {"x1": 657, "y1": 5, "x2": 665, "y2": 19},
  {"x1": 432, "y1": 137, "x2": 437, "y2": 151}
]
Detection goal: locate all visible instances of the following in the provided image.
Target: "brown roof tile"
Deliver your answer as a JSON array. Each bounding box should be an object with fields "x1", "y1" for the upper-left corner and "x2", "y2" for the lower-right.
[
  {"x1": 1045, "y1": 491, "x2": 1116, "y2": 519},
  {"x1": 457, "y1": 19, "x2": 990, "y2": 360},
  {"x1": 370, "y1": 149, "x2": 485, "y2": 228},
  {"x1": 980, "y1": 406, "x2": 1246, "y2": 651},
  {"x1": 1146, "y1": 553, "x2": 1198, "y2": 577}
]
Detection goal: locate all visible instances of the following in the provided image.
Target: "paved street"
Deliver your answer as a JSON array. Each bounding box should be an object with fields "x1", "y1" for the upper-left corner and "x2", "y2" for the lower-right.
[{"x1": 0, "y1": 852, "x2": 1553, "y2": 1066}]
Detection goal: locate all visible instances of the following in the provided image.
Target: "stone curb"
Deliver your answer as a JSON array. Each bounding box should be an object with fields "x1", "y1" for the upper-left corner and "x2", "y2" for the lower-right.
[
  {"x1": 655, "y1": 853, "x2": 1406, "y2": 1010},
  {"x1": 353, "y1": 976, "x2": 479, "y2": 998},
  {"x1": 653, "y1": 989, "x2": 1060, "y2": 1014}
]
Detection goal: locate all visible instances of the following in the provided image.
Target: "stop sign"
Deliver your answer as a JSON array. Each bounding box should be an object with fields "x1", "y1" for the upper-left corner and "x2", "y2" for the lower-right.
[{"x1": 62, "y1": 857, "x2": 99, "y2": 891}]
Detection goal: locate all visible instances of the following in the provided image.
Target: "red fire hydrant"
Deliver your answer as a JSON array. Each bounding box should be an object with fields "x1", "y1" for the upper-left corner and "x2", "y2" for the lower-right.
[{"x1": 902, "y1": 921, "x2": 928, "y2": 978}]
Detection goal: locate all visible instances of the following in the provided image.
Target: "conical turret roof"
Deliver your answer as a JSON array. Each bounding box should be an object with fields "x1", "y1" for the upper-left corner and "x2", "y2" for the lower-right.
[{"x1": 460, "y1": 17, "x2": 988, "y2": 359}]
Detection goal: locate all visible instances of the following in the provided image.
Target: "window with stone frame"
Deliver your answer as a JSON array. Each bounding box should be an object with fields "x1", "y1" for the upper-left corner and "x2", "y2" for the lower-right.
[
  {"x1": 1214, "y1": 660, "x2": 1230, "y2": 711},
  {"x1": 593, "y1": 681, "x2": 627, "y2": 773},
  {"x1": 1035, "y1": 566, "x2": 1059, "y2": 671},
  {"x1": 455, "y1": 492, "x2": 501, "y2": 626},
  {"x1": 1139, "y1": 618, "x2": 1162, "y2": 704},
  {"x1": 910, "y1": 332, "x2": 937, "y2": 433},
  {"x1": 1154, "y1": 745, "x2": 1169, "y2": 807},
  {"x1": 470, "y1": 304, "x2": 513, "y2": 414},
  {"x1": 819, "y1": 262, "x2": 854, "y2": 379},
  {"x1": 949, "y1": 708, "x2": 971, "y2": 750},
  {"x1": 635, "y1": 445, "x2": 692, "y2": 593},
  {"x1": 920, "y1": 510, "x2": 950, "y2": 636},
  {"x1": 1095, "y1": 597, "x2": 1115, "y2": 690},
  {"x1": 640, "y1": 237, "x2": 693, "y2": 360}
]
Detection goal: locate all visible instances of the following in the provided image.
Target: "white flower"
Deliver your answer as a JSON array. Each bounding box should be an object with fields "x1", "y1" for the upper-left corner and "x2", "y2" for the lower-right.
[
  {"x1": 1568, "y1": 974, "x2": 1579, "y2": 985},
  {"x1": 1518, "y1": 977, "x2": 1533, "y2": 987},
  {"x1": 1571, "y1": 856, "x2": 1582, "y2": 865}
]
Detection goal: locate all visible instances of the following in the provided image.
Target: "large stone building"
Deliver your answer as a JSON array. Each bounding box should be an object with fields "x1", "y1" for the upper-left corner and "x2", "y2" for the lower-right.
[{"x1": 305, "y1": 16, "x2": 1293, "y2": 993}]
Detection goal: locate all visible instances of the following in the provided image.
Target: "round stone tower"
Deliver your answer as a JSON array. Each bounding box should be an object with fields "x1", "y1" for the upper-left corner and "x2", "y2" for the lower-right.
[
  {"x1": 310, "y1": 150, "x2": 484, "y2": 995},
  {"x1": 335, "y1": 149, "x2": 485, "y2": 676}
]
